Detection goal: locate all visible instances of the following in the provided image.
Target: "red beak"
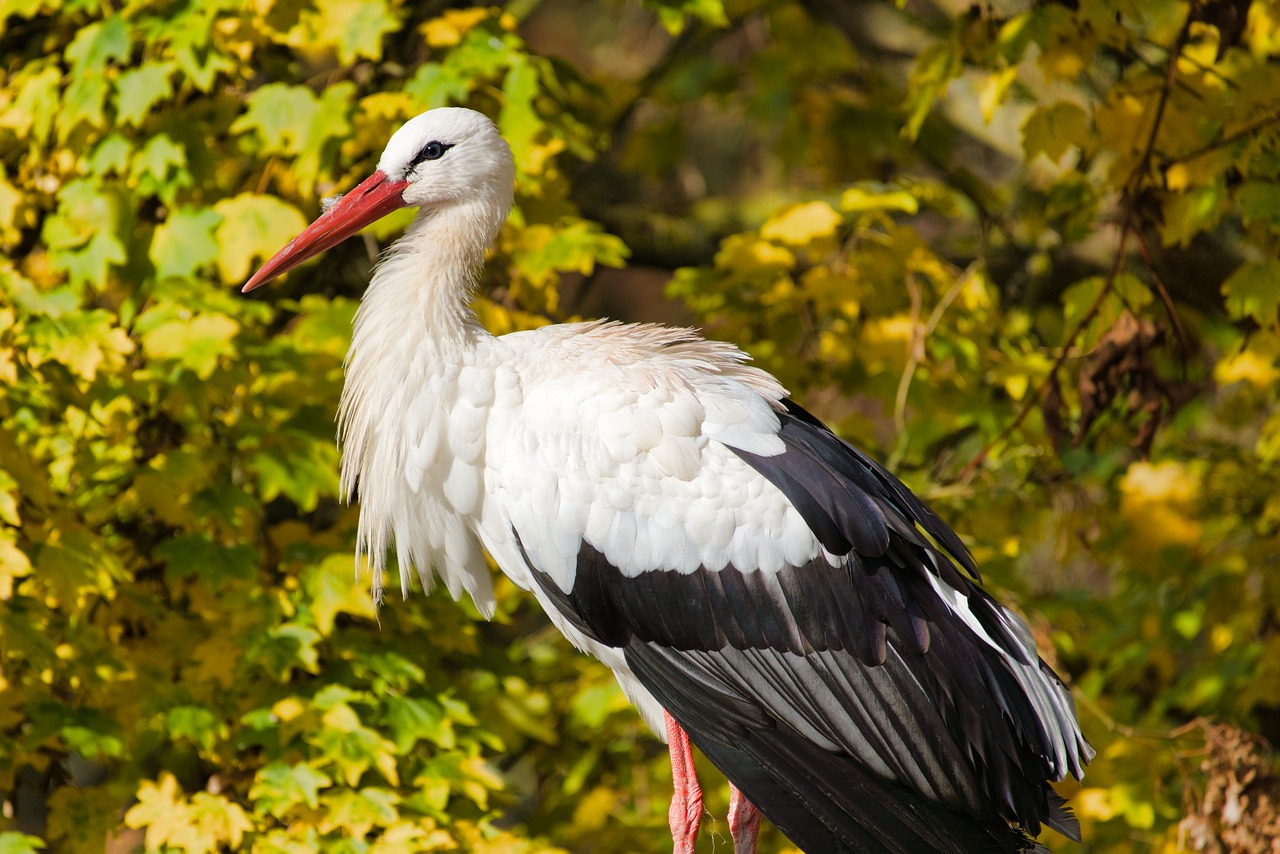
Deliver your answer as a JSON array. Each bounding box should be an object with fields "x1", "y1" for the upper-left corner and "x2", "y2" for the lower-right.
[{"x1": 242, "y1": 170, "x2": 410, "y2": 292}]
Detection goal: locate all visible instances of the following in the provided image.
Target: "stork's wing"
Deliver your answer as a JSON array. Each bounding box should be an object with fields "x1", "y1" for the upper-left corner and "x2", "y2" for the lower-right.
[{"x1": 488, "y1": 324, "x2": 1091, "y2": 854}]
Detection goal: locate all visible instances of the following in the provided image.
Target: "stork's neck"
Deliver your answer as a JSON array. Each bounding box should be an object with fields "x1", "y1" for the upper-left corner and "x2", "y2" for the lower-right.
[
  {"x1": 341, "y1": 202, "x2": 502, "y2": 447},
  {"x1": 352, "y1": 204, "x2": 497, "y2": 354}
]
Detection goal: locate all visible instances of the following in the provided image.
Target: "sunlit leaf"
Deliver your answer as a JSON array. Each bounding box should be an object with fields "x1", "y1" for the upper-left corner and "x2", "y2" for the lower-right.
[
  {"x1": 1222, "y1": 259, "x2": 1280, "y2": 325},
  {"x1": 150, "y1": 206, "x2": 223, "y2": 281},
  {"x1": 115, "y1": 60, "x2": 176, "y2": 126},
  {"x1": 212, "y1": 194, "x2": 308, "y2": 284}
]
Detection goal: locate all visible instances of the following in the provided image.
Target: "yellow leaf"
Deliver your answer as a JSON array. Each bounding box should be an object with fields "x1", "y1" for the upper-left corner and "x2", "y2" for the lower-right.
[
  {"x1": 761, "y1": 201, "x2": 841, "y2": 248},
  {"x1": 1216, "y1": 340, "x2": 1280, "y2": 388},
  {"x1": 272, "y1": 696, "x2": 306, "y2": 722},
  {"x1": 187, "y1": 633, "x2": 240, "y2": 688},
  {"x1": 1165, "y1": 162, "x2": 1191, "y2": 192},
  {"x1": 1022, "y1": 102, "x2": 1090, "y2": 162},
  {"x1": 140, "y1": 313, "x2": 240, "y2": 379},
  {"x1": 190, "y1": 792, "x2": 253, "y2": 850},
  {"x1": 571, "y1": 786, "x2": 616, "y2": 831},
  {"x1": 212, "y1": 194, "x2": 308, "y2": 284},
  {"x1": 714, "y1": 233, "x2": 795, "y2": 273},
  {"x1": 321, "y1": 703, "x2": 361, "y2": 732},
  {"x1": 1120, "y1": 460, "x2": 1202, "y2": 547},
  {"x1": 1121, "y1": 460, "x2": 1199, "y2": 505},
  {"x1": 303, "y1": 553, "x2": 377, "y2": 635},
  {"x1": 0, "y1": 347, "x2": 18, "y2": 385},
  {"x1": 979, "y1": 66, "x2": 1019, "y2": 123},
  {"x1": 839, "y1": 186, "x2": 918, "y2": 216},
  {"x1": 1074, "y1": 787, "x2": 1119, "y2": 820},
  {"x1": 1039, "y1": 42, "x2": 1088, "y2": 81},
  {"x1": 125, "y1": 774, "x2": 194, "y2": 852},
  {"x1": 1095, "y1": 93, "x2": 1147, "y2": 176},
  {"x1": 420, "y1": 8, "x2": 492, "y2": 47},
  {"x1": 0, "y1": 532, "x2": 31, "y2": 600}
]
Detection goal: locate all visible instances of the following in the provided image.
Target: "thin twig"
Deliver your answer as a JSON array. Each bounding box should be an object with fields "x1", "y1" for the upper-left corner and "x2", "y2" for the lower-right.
[
  {"x1": 1134, "y1": 228, "x2": 1190, "y2": 357},
  {"x1": 890, "y1": 268, "x2": 967, "y2": 468},
  {"x1": 1164, "y1": 111, "x2": 1280, "y2": 166},
  {"x1": 1074, "y1": 690, "x2": 1209, "y2": 742},
  {"x1": 894, "y1": 271, "x2": 924, "y2": 435}
]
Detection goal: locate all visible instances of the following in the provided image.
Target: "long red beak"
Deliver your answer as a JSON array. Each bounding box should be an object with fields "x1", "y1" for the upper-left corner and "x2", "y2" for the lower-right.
[{"x1": 242, "y1": 170, "x2": 410, "y2": 292}]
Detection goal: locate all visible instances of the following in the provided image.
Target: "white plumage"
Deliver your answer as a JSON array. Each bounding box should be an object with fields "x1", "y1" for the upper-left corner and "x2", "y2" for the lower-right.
[{"x1": 245, "y1": 106, "x2": 1091, "y2": 854}]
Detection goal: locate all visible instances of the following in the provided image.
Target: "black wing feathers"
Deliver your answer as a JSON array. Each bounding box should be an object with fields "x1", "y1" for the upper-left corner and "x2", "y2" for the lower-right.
[
  {"x1": 521, "y1": 399, "x2": 1086, "y2": 852},
  {"x1": 776, "y1": 400, "x2": 977, "y2": 576},
  {"x1": 628, "y1": 643, "x2": 1047, "y2": 854}
]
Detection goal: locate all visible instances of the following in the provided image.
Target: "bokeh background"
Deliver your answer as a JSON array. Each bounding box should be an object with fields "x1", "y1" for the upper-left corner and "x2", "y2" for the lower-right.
[{"x1": 2, "y1": 0, "x2": 1279, "y2": 850}]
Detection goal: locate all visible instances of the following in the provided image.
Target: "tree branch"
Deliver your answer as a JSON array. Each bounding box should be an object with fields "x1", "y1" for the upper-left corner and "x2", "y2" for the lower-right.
[{"x1": 952, "y1": 2, "x2": 1200, "y2": 482}]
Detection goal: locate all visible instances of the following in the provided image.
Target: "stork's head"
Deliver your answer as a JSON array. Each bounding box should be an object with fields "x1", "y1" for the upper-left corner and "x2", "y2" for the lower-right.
[{"x1": 244, "y1": 107, "x2": 515, "y2": 292}]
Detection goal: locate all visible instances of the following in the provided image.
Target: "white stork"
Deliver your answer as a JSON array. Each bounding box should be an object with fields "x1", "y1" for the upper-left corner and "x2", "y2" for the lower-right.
[{"x1": 244, "y1": 107, "x2": 1092, "y2": 853}]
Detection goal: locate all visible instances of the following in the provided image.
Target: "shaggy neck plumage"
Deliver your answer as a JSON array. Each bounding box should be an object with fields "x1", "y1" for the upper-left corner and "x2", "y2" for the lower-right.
[{"x1": 338, "y1": 202, "x2": 499, "y2": 505}]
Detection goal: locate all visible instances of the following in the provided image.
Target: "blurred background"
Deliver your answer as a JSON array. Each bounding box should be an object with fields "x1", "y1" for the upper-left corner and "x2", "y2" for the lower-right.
[{"x1": 2, "y1": 0, "x2": 1279, "y2": 850}]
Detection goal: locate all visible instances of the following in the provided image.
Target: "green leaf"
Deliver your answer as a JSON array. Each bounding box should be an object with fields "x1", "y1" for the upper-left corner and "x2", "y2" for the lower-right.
[
  {"x1": 65, "y1": 17, "x2": 129, "y2": 72},
  {"x1": 41, "y1": 181, "x2": 127, "y2": 288},
  {"x1": 150, "y1": 206, "x2": 223, "y2": 281},
  {"x1": 1238, "y1": 181, "x2": 1280, "y2": 232},
  {"x1": 171, "y1": 33, "x2": 234, "y2": 92},
  {"x1": 212, "y1": 194, "x2": 308, "y2": 284},
  {"x1": 3, "y1": 266, "x2": 79, "y2": 317},
  {"x1": 61, "y1": 723, "x2": 125, "y2": 761},
  {"x1": 404, "y1": 64, "x2": 471, "y2": 109},
  {"x1": 901, "y1": 39, "x2": 962, "y2": 142},
  {"x1": 383, "y1": 695, "x2": 451, "y2": 752},
  {"x1": 232, "y1": 83, "x2": 323, "y2": 155},
  {"x1": 251, "y1": 763, "x2": 334, "y2": 815},
  {"x1": 139, "y1": 311, "x2": 241, "y2": 379},
  {"x1": 310, "y1": 712, "x2": 399, "y2": 787},
  {"x1": 1160, "y1": 181, "x2": 1228, "y2": 248},
  {"x1": 297, "y1": 83, "x2": 356, "y2": 192},
  {"x1": 250, "y1": 437, "x2": 341, "y2": 511},
  {"x1": 318, "y1": 788, "x2": 399, "y2": 838},
  {"x1": 0, "y1": 832, "x2": 46, "y2": 854},
  {"x1": 1022, "y1": 102, "x2": 1091, "y2": 161},
  {"x1": 115, "y1": 61, "x2": 176, "y2": 126},
  {"x1": 250, "y1": 623, "x2": 322, "y2": 678},
  {"x1": 302, "y1": 0, "x2": 400, "y2": 65},
  {"x1": 0, "y1": 63, "x2": 60, "y2": 148},
  {"x1": 649, "y1": 0, "x2": 728, "y2": 34},
  {"x1": 24, "y1": 309, "x2": 134, "y2": 382},
  {"x1": 166, "y1": 705, "x2": 224, "y2": 755},
  {"x1": 86, "y1": 133, "x2": 132, "y2": 176},
  {"x1": 154, "y1": 534, "x2": 257, "y2": 586},
  {"x1": 1222, "y1": 260, "x2": 1280, "y2": 325},
  {"x1": 300, "y1": 554, "x2": 378, "y2": 635},
  {"x1": 1060, "y1": 273, "x2": 1152, "y2": 349},
  {"x1": 59, "y1": 17, "x2": 130, "y2": 138},
  {"x1": 500, "y1": 57, "x2": 542, "y2": 175},
  {"x1": 130, "y1": 133, "x2": 190, "y2": 200}
]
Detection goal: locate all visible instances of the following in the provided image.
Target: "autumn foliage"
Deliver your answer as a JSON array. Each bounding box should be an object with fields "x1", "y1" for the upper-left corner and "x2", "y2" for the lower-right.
[{"x1": 2, "y1": 0, "x2": 1280, "y2": 851}]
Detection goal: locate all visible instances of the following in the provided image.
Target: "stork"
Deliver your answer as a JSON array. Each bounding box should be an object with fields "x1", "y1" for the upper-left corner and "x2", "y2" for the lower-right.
[{"x1": 244, "y1": 107, "x2": 1092, "y2": 853}]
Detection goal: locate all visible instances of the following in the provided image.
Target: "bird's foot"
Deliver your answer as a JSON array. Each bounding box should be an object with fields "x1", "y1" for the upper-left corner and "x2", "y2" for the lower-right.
[
  {"x1": 665, "y1": 712, "x2": 703, "y2": 854},
  {"x1": 728, "y1": 785, "x2": 761, "y2": 854}
]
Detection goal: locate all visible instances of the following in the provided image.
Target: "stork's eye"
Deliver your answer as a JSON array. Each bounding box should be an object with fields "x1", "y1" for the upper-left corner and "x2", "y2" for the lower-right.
[{"x1": 417, "y1": 141, "x2": 450, "y2": 163}]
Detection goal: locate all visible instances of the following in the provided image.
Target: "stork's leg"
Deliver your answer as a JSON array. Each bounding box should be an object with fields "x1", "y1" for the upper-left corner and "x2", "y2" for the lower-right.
[
  {"x1": 728, "y1": 785, "x2": 761, "y2": 854},
  {"x1": 665, "y1": 711, "x2": 703, "y2": 854}
]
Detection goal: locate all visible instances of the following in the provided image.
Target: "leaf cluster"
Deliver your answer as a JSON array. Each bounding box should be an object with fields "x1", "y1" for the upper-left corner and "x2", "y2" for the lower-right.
[{"x1": 3, "y1": 0, "x2": 1280, "y2": 852}]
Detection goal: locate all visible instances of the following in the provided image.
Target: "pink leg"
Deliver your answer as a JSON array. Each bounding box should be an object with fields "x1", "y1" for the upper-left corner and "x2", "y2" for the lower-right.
[
  {"x1": 665, "y1": 711, "x2": 703, "y2": 854},
  {"x1": 728, "y1": 785, "x2": 761, "y2": 854}
]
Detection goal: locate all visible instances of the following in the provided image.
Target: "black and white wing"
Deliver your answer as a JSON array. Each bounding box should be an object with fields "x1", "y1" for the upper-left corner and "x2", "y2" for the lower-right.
[{"x1": 481, "y1": 322, "x2": 1093, "y2": 854}]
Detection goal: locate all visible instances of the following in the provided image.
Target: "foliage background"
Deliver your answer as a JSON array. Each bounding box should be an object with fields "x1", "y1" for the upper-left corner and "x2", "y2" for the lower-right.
[{"x1": 2, "y1": 0, "x2": 1280, "y2": 851}]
